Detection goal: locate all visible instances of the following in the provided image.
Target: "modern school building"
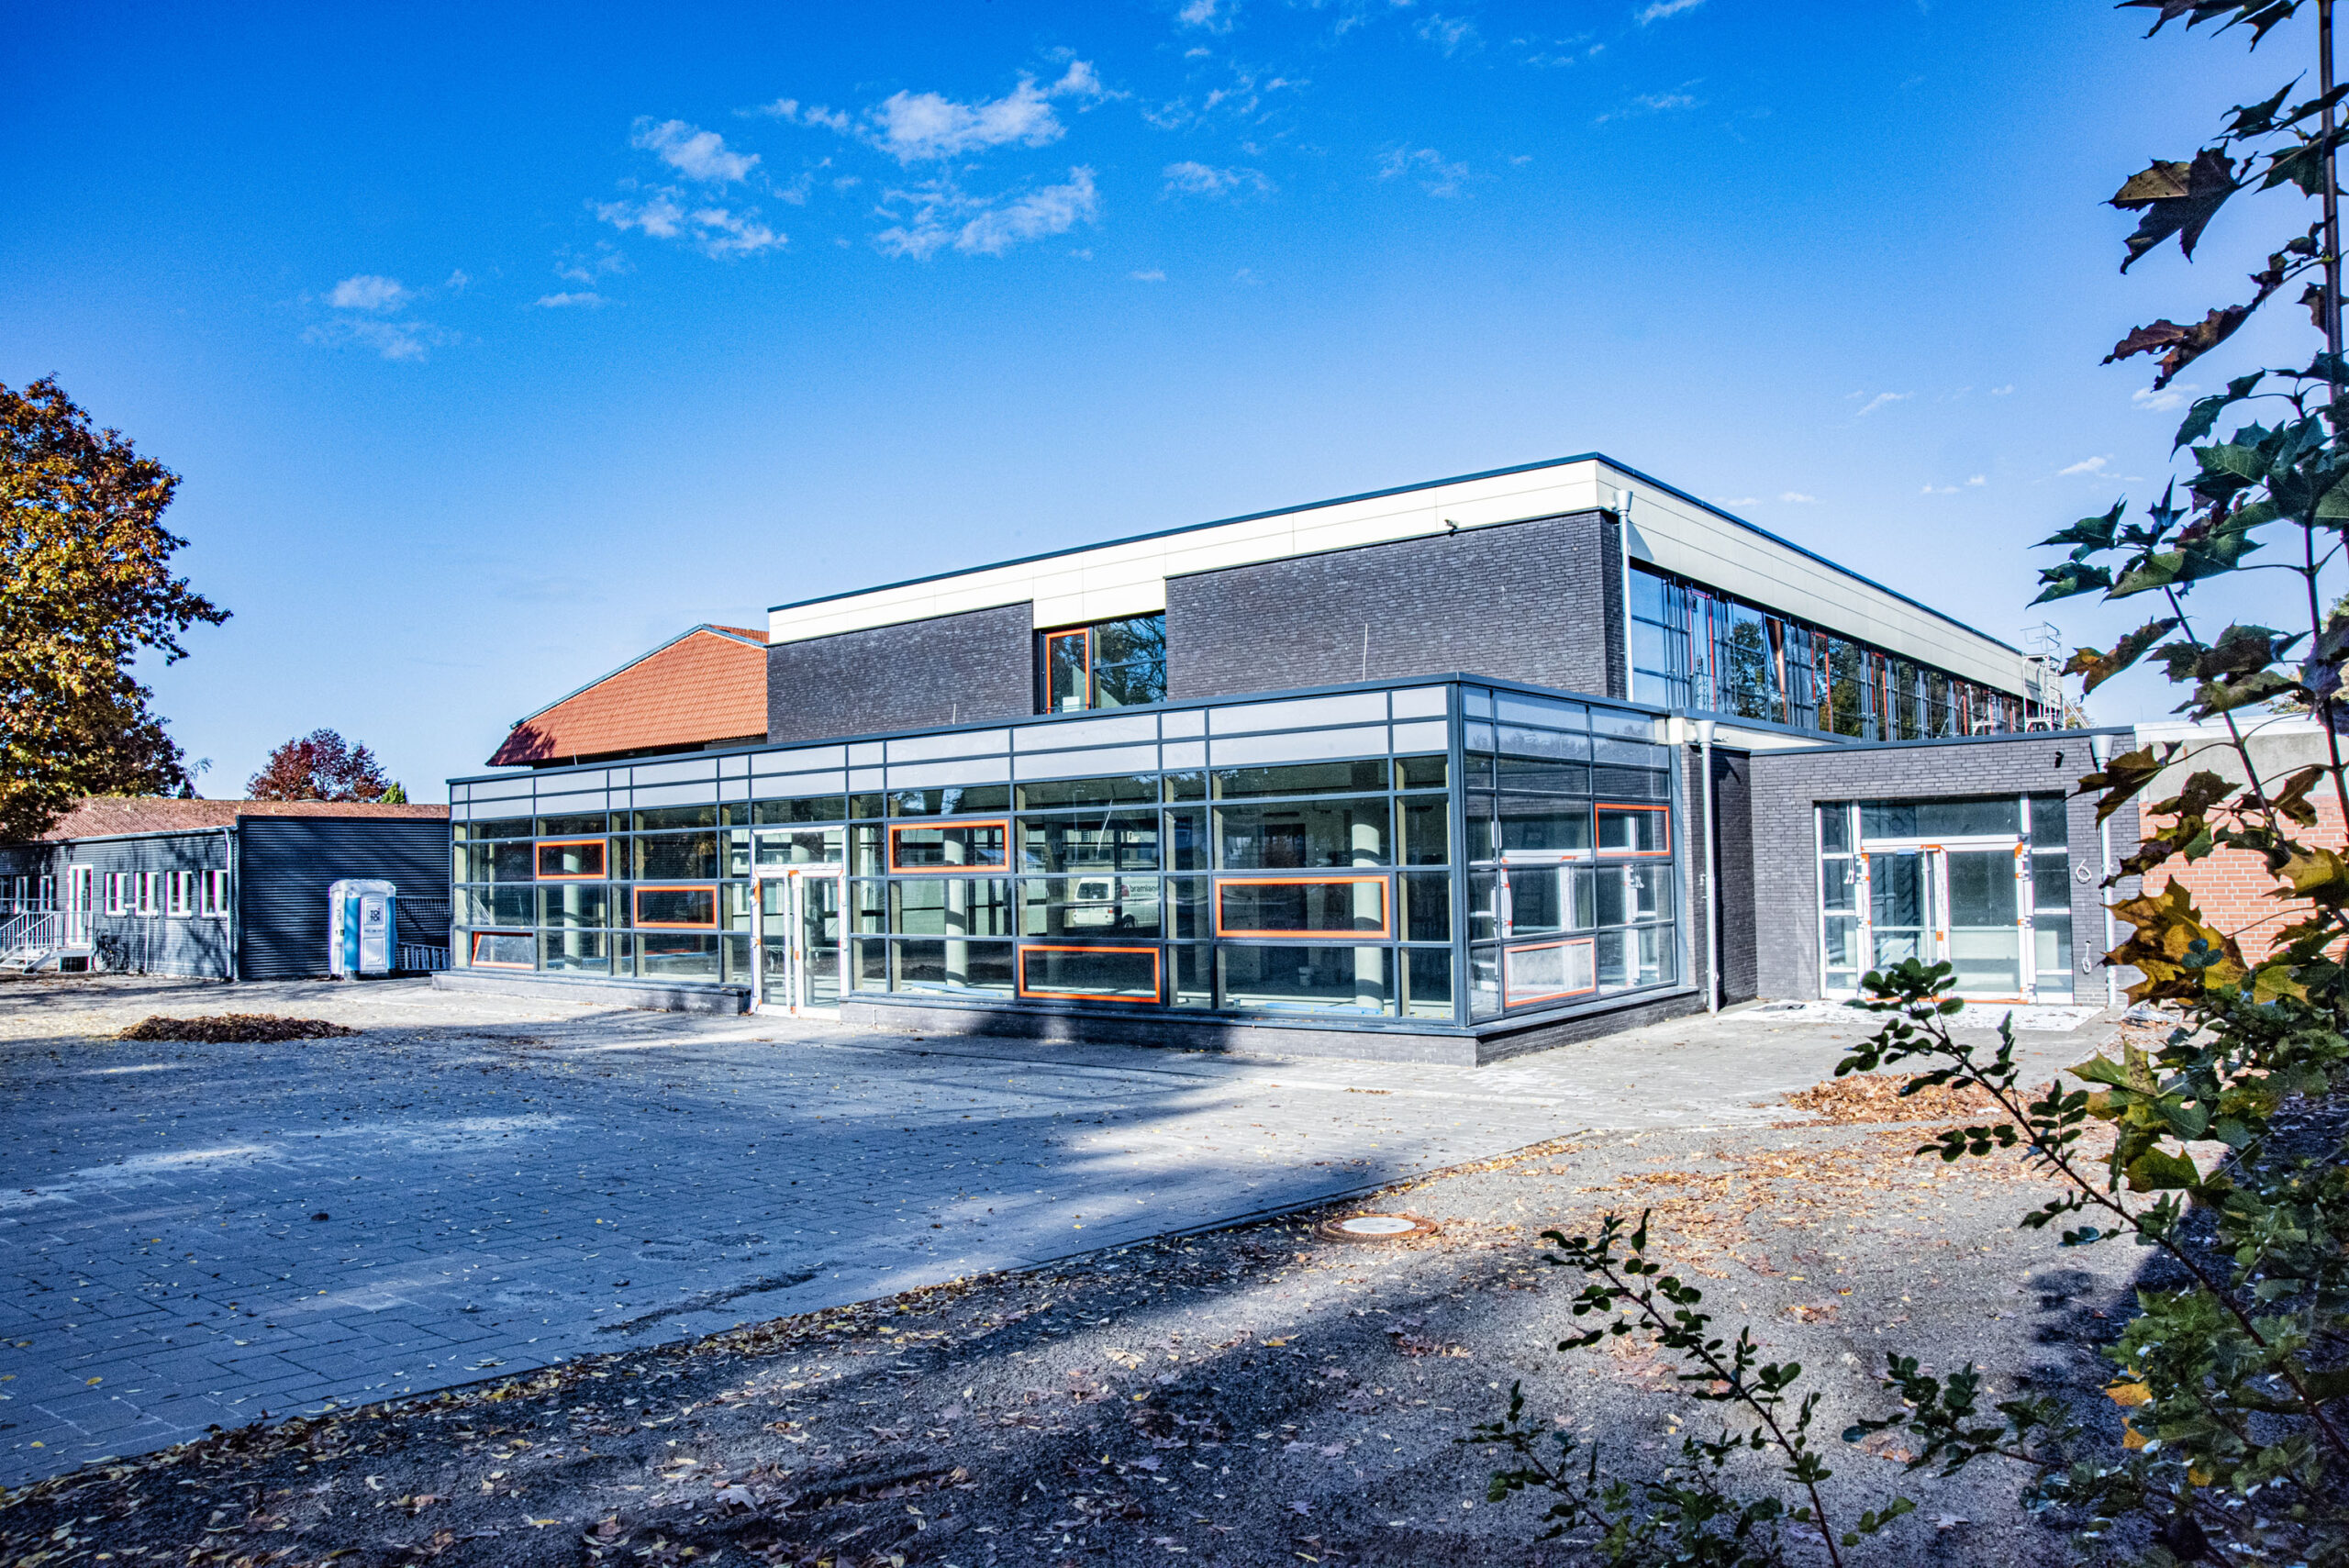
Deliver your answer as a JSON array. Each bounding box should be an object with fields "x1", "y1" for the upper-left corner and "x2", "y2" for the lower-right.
[{"x1": 439, "y1": 454, "x2": 2130, "y2": 1062}]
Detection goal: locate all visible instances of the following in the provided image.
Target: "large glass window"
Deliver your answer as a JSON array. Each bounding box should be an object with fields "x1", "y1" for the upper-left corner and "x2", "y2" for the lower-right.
[
  {"x1": 1041, "y1": 614, "x2": 1167, "y2": 712},
  {"x1": 1818, "y1": 794, "x2": 2072, "y2": 1002},
  {"x1": 1631, "y1": 563, "x2": 2036, "y2": 737}
]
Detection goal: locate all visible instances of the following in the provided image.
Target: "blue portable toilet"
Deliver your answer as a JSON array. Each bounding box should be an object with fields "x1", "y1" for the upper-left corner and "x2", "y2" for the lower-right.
[{"x1": 328, "y1": 878, "x2": 398, "y2": 977}]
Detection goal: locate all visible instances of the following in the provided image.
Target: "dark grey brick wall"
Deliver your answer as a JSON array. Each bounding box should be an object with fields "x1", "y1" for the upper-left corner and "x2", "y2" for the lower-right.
[
  {"x1": 1164, "y1": 510, "x2": 1626, "y2": 701},
  {"x1": 1747, "y1": 732, "x2": 2142, "y2": 1001},
  {"x1": 766, "y1": 602, "x2": 1035, "y2": 744},
  {"x1": 1711, "y1": 747, "x2": 1758, "y2": 1004}
]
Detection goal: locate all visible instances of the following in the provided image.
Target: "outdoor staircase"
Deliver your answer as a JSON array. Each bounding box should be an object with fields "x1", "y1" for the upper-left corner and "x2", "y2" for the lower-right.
[{"x1": 0, "y1": 912, "x2": 82, "y2": 973}]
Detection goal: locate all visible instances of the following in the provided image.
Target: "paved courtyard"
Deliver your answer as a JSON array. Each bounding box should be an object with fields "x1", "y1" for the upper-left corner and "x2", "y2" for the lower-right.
[{"x1": 0, "y1": 974, "x2": 2116, "y2": 1486}]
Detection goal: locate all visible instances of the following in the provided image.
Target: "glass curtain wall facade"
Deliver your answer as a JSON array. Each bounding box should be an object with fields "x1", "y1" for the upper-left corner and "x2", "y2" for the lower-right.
[
  {"x1": 448, "y1": 679, "x2": 1689, "y2": 1031},
  {"x1": 1630, "y1": 566, "x2": 2028, "y2": 740}
]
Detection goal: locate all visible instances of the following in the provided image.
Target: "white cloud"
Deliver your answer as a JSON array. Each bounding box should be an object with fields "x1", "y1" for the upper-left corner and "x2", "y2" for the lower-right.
[
  {"x1": 1639, "y1": 0, "x2": 1705, "y2": 19},
  {"x1": 1178, "y1": 0, "x2": 1233, "y2": 31},
  {"x1": 1163, "y1": 160, "x2": 1273, "y2": 197},
  {"x1": 534, "y1": 292, "x2": 606, "y2": 308},
  {"x1": 1967, "y1": 474, "x2": 1986, "y2": 486},
  {"x1": 444, "y1": 268, "x2": 472, "y2": 292},
  {"x1": 1595, "y1": 84, "x2": 1704, "y2": 123},
  {"x1": 744, "y1": 97, "x2": 852, "y2": 132},
  {"x1": 2058, "y1": 455, "x2": 2111, "y2": 476},
  {"x1": 957, "y1": 169, "x2": 1098, "y2": 255},
  {"x1": 685, "y1": 206, "x2": 785, "y2": 256},
  {"x1": 555, "y1": 242, "x2": 631, "y2": 284},
  {"x1": 1854, "y1": 391, "x2": 1912, "y2": 417},
  {"x1": 596, "y1": 192, "x2": 784, "y2": 257},
  {"x1": 868, "y1": 63, "x2": 1103, "y2": 163},
  {"x1": 2132, "y1": 384, "x2": 2193, "y2": 413},
  {"x1": 303, "y1": 316, "x2": 457, "y2": 363},
  {"x1": 1921, "y1": 483, "x2": 1958, "y2": 495},
  {"x1": 1378, "y1": 145, "x2": 1471, "y2": 197},
  {"x1": 1130, "y1": 268, "x2": 1167, "y2": 281},
  {"x1": 596, "y1": 193, "x2": 686, "y2": 239},
  {"x1": 308, "y1": 274, "x2": 458, "y2": 361},
  {"x1": 874, "y1": 167, "x2": 1098, "y2": 258},
  {"x1": 1779, "y1": 491, "x2": 1817, "y2": 503},
  {"x1": 1233, "y1": 266, "x2": 1262, "y2": 284},
  {"x1": 1991, "y1": 384, "x2": 2015, "y2": 395},
  {"x1": 328, "y1": 274, "x2": 412, "y2": 312},
  {"x1": 1716, "y1": 495, "x2": 1762, "y2": 506},
  {"x1": 1418, "y1": 14, "x2": 1481, "y2": 54},
  {"x1": 630, "y1": 118, "x2": 760, "y2": 184}
]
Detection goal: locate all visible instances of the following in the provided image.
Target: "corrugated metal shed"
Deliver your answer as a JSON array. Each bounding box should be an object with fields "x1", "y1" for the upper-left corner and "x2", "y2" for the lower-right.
[{"x1": 235, "y1": 817, "x2": 450, "y2": 980}]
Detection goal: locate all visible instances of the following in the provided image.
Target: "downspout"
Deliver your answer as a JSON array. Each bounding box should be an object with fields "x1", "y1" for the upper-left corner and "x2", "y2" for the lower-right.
[
  {"x1": 1615, "y1": 486, "x2": 1635, "y2": 700},
  {"x1": 1695, "y1": 717, "x2": 1720, "y2": 1013},
  {"x1": 223, "y1": 824, "x2": 239, "y2": 984},
  {"x1": 2088, "y1": 734, "x2": 2116, "y2": 1009}
]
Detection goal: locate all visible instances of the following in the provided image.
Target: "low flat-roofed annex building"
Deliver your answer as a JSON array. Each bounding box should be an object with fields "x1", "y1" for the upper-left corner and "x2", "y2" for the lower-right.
[
  {"x1": 0, "y1": 798, "x2": 451, "y2": 979},
  {"x1": 444, "y1": 453, "x2": 2081, "y2": 1063}
]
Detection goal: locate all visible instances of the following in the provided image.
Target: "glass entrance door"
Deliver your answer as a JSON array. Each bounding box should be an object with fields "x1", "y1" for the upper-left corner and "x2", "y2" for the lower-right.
[
  {"x1": 1865, "y1": 850, "x2": 1933, "y2": 972},
  {"x1": 1943, "y1": 847, "x2": 2024, "y2": 996},
  {"x1": 753, "y1": 867, "x2": 843, "y2": 1016}
]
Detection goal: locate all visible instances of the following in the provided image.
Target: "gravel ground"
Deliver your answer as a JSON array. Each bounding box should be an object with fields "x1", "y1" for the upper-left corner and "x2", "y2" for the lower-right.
[{"x1": 1, "y1": 1044, "x2": 2154, "y2": 1567}]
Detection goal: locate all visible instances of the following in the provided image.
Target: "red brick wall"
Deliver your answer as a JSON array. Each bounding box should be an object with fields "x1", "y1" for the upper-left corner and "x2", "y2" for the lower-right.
[{"x1": 2141, "y1": 797, "x2": 2346, "y2": 962}]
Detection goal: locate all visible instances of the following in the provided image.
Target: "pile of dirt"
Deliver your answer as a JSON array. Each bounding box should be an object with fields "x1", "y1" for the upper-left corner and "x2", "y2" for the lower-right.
[
  {"x1": 116, "y1": 1013, "x2": 360, "y2": 1043},
  {"x1": 1780, "y1": 1072, "x2": 2001, "y2": 1124}
]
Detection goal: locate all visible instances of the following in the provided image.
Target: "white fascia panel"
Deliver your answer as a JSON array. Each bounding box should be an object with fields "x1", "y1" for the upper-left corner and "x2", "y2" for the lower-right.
[{"x1": 765, "y1": 455, "x2": 2026, "y2": 696}]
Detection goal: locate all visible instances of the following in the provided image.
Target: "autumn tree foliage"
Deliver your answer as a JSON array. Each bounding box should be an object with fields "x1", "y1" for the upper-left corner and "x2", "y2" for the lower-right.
[
  {"x1": 246, "y1": 729, "x2": 398, "y2": 803},
  {"x1": 0, "y1": 377, "x2": 229, "y2": 842},
  {"x1": 1476, "y1": 5, "x2": 2349, "y2": 1563}
]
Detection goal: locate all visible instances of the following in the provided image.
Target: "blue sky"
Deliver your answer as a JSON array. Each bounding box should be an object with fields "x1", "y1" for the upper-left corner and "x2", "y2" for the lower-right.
[{"x1": 5, "y1": 0, "x2": 2320, "y2": 799}]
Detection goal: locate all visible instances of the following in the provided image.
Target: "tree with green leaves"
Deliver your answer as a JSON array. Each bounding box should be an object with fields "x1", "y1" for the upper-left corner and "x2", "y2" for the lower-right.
[
  {"x1": 1474, "y1": 4, "x2": 2349, "y2": 1562},
  {"x1": 0, "y1": 377, "x2": 228, "y2": 843}
]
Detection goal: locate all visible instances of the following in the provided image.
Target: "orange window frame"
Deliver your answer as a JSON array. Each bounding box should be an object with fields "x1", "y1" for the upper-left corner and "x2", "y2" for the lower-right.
[
  {"x1": 470, "y1": 929, "x2": 537, "y2": 970},
  {"x1": 1016, "y1": 943, "x2": 1164, "y2": 1004},
  {"x1": 633, "y1": 884, "x2": 719, "y2": 929},
  {"x1": 536, "y1": 838, "x2": 607, "y2": 880},
  {"x1": 1211, "y1": 875, "x2": 1393, "y2": 940},
  {"x1": 887, "y1": 818, "x2": 1010, "y2": 873},
  {"x1": 1504, "y1": 937, "x2": 1597, "y2": 1006},
  {"x1": 1595, "y1": 803, "x2": 1672, "y2": 858},
  {"x1": 1045, "y1": 627, "x2": 1092, "y2": 710}
]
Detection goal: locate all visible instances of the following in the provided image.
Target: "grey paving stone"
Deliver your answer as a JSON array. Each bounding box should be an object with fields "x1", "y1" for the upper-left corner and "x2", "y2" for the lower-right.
[{"x1": 0, "y1": 973, "x2": 2114, "y2": 1486}]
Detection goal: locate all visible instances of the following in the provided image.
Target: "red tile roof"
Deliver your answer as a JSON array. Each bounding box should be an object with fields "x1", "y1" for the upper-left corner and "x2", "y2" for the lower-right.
[
  {"x1": 488, "y1": 625, "x2": 769, "y2": 767},
  {"x1": 35, "y1": 797, "x2": 450, "y2": 841}
]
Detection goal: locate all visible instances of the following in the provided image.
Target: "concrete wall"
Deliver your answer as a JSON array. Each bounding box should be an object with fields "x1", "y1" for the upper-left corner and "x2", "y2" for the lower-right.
[
  {"x1": 765, "y1": 602, "x2": 1036, "y2": 744},
  {"x1": 1165, "y1": 510, "x2": 1626, "y2": 701},
  {"x1": 1747, "y1": 732, "x2": 2140, "y2": 1001}
]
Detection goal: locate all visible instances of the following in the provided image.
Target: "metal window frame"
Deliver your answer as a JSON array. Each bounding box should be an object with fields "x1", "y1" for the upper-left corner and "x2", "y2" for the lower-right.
[
  {"x1": 1503, "y1": 936, "x2": 1598, "y2": 1006},
  {"x1": 632, "y1": 884, "x2": 720, "y2": 929},
  {"x1": 1016, "y1": 943, "x2": 1165, "y2": 1004},
  {"x1": 535, "y1": 837, "x2": 609, "y2": 881},
  {"x1": 1210, "y1": 874, "x2": 1393, "y2": 940},
  {"x1": 887, "y1": 818, "x2": 1011, "y2": 873},
  {"x1": 470, "y1": 929, "x2": 537, "y2": 969}
]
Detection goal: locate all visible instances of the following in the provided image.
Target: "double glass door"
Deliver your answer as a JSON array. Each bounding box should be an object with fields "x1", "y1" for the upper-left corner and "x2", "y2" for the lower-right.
[
  {"x1": 1861, "y1": 844, "x2": 2025, "y2": 997},
  {"x1": 751, "y1": 866, "x2": 844, "y2": 1016}
]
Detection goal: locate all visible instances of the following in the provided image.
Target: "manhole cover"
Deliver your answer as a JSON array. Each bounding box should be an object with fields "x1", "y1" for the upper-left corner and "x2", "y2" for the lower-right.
[{"x1": 1316, "y1": 1212, "x2": 1440, "y2": 1243}]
